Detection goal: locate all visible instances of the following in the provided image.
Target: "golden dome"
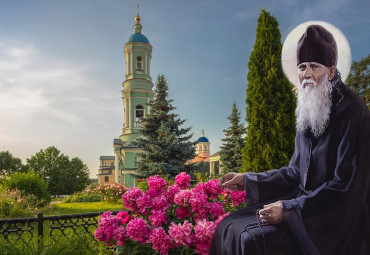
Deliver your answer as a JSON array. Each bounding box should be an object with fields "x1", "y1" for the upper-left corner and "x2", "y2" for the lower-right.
[{"x1": 135, "y1": 15, "x2": 141, "y2": 22}]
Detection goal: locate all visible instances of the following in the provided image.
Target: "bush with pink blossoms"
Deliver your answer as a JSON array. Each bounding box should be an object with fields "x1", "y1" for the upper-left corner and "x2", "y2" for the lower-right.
[
  {"x1": 94, "y1": 183, "x2": 128, "y2": 202},
  {"x1": 95, "y1": 172, "x2": 247, "y2": 255}
]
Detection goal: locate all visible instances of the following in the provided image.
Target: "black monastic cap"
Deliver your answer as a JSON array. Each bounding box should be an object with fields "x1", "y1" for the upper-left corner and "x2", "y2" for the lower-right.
[{"x1": 296, "y1": 25, "x2": 338, "y2": 67}]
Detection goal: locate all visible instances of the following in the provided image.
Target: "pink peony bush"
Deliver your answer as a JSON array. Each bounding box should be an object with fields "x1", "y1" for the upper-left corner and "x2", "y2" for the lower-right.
[
  {"x1": 94, "y1": 172, "x2": 246, "y2": 255},
  {"x1": 94, "y1": 183, "x2": 128, "y2": 202}
]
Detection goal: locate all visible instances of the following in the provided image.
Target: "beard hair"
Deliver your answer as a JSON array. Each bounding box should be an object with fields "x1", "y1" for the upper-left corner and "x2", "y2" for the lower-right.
[{"x1": 296, "y1": 74, "x2": 333, "y2": 137}]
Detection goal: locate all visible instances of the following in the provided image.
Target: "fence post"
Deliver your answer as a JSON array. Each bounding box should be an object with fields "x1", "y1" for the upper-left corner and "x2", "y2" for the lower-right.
[{"x1": 38, "y1": 213, "x2": 43, "y2": 237}]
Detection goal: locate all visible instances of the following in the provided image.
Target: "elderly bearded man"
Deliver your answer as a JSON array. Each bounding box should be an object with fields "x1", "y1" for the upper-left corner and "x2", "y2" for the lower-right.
[{"x1": 209, "y1": 25, "x2": 370, "y2": 255}]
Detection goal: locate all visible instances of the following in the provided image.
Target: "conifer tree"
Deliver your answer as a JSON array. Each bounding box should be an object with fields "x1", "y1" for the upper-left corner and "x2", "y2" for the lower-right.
[
  {"x1": 133, "y1": 74, "x2": 196, "y2": 178},
  {"x1": 346, "y1": 55, "x2": 369, "y2": 110},
  {"x1": 241, "y1": 9, "x2": 296, "y2": 173},
  {"x1": 219, "y1": 103, "x2": 246, "y2": 173}
]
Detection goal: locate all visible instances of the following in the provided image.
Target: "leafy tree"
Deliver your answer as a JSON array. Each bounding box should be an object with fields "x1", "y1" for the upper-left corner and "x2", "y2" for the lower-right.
[
  {"x1": 26, "y1": 146, "x2": 90, "y2": 195},
  {"x1": 62, "y1": 157, "x2": 90, "y2": 194},
  {"x1": 134, "y1": 74, "x2": 196, "y2": 178},
  {"x1": 0, "y1": 151, "x2": 26, "y2": 176},
  {"x1": 220, "y1": 103, "x2": 246, "y2": 173},
  {"x1": 346, "y1": 54, "x2": 369, "y2": 110},
  {"x1": 241, "y1": 9, "x2": 296, "y2": 173}
]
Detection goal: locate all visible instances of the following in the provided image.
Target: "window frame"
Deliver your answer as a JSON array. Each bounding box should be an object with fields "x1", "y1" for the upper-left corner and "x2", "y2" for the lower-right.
[{"x1": 136, "y1": 56, "x2": 143, "y2": 70}]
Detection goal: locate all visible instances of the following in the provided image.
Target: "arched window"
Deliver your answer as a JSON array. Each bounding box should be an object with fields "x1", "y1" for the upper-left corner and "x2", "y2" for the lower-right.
[
  {"x1": 135, "y1": 105, "x2": 144, "y2": 120},
  {"x1": 136, "y1": 57, "x2": 142, "y2": 70}
]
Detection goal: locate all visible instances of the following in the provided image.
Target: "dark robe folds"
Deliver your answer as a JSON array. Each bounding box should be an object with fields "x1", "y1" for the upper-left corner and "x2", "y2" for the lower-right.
[{"x1": 210, "y1": 78, "x2": 370, "y2": 255}]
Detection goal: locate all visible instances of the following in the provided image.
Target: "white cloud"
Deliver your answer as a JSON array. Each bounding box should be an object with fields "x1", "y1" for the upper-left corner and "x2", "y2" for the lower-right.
[{"x1": 0, "y1": 41, "x2": 122, "y2": 177}]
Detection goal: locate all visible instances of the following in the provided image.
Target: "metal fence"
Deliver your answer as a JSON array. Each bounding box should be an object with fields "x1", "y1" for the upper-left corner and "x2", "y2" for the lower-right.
[{"x1": 0, "y1": 211, "x2": 119, "y2": 246}]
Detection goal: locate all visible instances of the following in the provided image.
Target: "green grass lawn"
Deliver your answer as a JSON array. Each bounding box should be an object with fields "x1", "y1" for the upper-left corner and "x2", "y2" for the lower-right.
[{"x1": 43, "y1": 201, "x2": 125, "y2": 216}]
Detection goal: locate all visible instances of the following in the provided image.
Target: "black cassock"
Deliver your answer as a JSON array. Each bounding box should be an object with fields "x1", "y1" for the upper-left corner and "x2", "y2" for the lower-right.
[{"x1": 210, "y1": 78, "x2": 370, "y2": 255}]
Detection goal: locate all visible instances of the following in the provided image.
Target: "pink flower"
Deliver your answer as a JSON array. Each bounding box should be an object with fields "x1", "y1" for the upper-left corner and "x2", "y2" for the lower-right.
[
  {"x1": 136, "y1": 194, "x2": 153, "y2": 214},
  {"x1": 192, "y1": 182, "x2": 205, "y2": 194},
  {"x1": 174, "y1": 190, "x2": 193, "y2": 207},
  {"x1": 146, "y1": 188, "x2": 159, "y2": 198},
  {"x1": 116, "y1": 211, "x2": 131, "y2": 224},
  {"x1": 229, "y1": 190, "x2": 246, "y2": 207},
  {"x1": 147, "y1": 175, "x2": 167, "y2": 194},
  {"x1": 94, "y1": 228, "x2": 105, "y2": 242},
  {"x1": 168, "y1": 220, "x2": 194, "y2": 248},
  {"x1": 194, "y1": 219, "x2": 217, "y2": 243},
  {"x1": 189, "y1": 191, "x2": 208, "y2": 213},
  {"x1": 175, "y1": 207, "x2": 190, "y2": 219},
  {"x1": 152, "y1": 196, "x2": 169, "y2": 211},
  {"x1": 194, "y1": 241, "x2": 211, "y2": 255},
  {"x1": 175, "y1": 172, "x2": 191, "y2": 189},
  {"x1": 149, "y1": 210, "x2": 168, "y2": 227},
  {"x1": 208, "y1": 202, "x2": 225, "y2": 219},
  {"x1": 103, "y1": 225, "x2": 116, "y2": 246},
  {"x1": 122, "y1": 188, "x2": 143, "y2": 212},
  {"x1": 126, "y1": 218, "x2": 151, "y2": 245},
  {"x1": 165, "y1": 185, "x2": 181, "y2": 204},
  {"x1": 204, "y1": 179, "x2": 223, "y2": 199},
  {"x1": 149, "y1": 227, "x2": 174, "y2": 255},
  {"x1": 193, "y1": 210, "x2": 208, "y2": 223},
  {"x1": 193, "y1": 219, "x2": 217, "y2": 255},
  {"x1": 94, "y1": 211, "x2": 122, "y2": 246},
  {"x1": 113, "y1": 226, "x2": 128, "y2": 246},
  {"x1": 98, "y1": 211, "x2": 120, "y2": 229}
]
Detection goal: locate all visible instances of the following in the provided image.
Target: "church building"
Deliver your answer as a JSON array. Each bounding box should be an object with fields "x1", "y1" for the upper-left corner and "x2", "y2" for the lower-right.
[
  {"x1": 97, "y1": 6, "x2": 223, "y2": 187},
  {"x1": 98, "y1": 9, "x2": 153, "y2": 187},
  {"x1": 187, "y1": 129, "x2": 211, "y2": 164}
]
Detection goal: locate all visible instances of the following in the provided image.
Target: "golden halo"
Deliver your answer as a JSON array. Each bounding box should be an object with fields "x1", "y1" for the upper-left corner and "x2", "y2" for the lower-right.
[{"x1": 281, "y1": 21, "x2": 352, "y2": 85}]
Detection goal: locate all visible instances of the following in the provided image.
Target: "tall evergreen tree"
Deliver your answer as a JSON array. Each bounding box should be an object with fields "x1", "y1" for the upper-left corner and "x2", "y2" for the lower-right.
[
  {"x1": 134, "y1": 74, "x2": 196, "y2": 178},
  {"x1": 346, "y1": 54, "x2": 369, "y2": 110},
  {"x1": 241, "y1": 9, "x2": 296, "y2": 173},
  {"x1": 219, "y1": 103, "x2": 246, "y2": 173}
]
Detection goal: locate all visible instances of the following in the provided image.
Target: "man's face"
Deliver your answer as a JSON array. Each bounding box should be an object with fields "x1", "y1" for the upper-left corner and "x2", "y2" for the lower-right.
[
  {"x1": 297, "y1": 62, "x2": 331, "y2": 88},
  {"x1": 295, "y1": 61, "x2": 335, "y2": 137}
]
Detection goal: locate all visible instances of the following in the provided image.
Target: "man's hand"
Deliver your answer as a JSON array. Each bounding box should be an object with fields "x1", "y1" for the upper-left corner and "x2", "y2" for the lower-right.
[
  {"x1": 259, "y1": 201, "x2": 285, "y2": 225},
  {"x1": 219, "y1": 173, "x2": 245, "y2": 191}
]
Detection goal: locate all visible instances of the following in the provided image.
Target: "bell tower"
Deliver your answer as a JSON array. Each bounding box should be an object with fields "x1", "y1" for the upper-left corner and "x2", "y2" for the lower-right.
[{"x1": 120, "y1": 5, "x2": 154, "y2": 142}]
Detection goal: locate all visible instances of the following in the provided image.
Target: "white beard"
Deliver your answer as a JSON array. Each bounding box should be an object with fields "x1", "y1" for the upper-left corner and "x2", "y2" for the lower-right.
[{"x1": 296, "y1": 74, "x2": 333, "y2": 137}]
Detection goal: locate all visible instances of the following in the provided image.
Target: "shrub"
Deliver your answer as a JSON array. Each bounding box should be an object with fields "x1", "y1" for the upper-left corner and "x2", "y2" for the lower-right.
[
  {"x1": 94, "y1": 183, "x2": 128, "y2": 203},
  {"x1": 63, "y1": 190, "x2": 102, "y2": 203},
  {"x1": 0, "y1": 187, "x2": 39, "y2": 218},
  {"x1": 2, "y1": 171, "x2": 51, "y2": 206},
  {"x1": 94, "y1": 173, "x2": 246, "y2": 254}
]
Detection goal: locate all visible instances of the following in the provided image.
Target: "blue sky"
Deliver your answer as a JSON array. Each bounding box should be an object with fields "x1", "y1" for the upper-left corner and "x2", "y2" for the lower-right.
[{"x1": 1, "y1": 0, "x2": 369, "y2": 178}]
